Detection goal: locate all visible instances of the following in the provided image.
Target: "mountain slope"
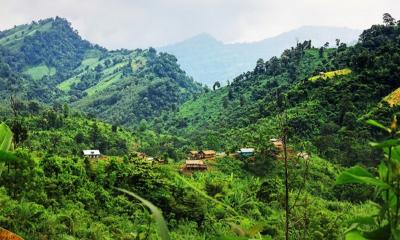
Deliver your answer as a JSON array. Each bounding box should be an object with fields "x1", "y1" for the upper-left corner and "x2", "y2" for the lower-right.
[
  {"x1": 0, "y1": 18, "x2": 203, "y2": 126},
  {"x1": 157, "y1": 20, "x2": 400, "y2": 167},
  {"x1": 159, "y1": 26, "x2": 361, "y2": 86}
]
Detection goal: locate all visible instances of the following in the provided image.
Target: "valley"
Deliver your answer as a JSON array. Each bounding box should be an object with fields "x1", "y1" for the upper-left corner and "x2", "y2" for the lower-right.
[{"x1": 0, "y1": 13, "x2": 400, "y2": 240}]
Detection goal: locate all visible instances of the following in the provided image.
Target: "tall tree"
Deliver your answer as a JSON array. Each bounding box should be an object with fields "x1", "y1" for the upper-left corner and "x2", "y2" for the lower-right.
[
  {"x1": 383, "y1": 13, "x2": 396, "y2": 26},
  {"x1": 213, "y1": 81, "x2": 221, "y2": 91}
]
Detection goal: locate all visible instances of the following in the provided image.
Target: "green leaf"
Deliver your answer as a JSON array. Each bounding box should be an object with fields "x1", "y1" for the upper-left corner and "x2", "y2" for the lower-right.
[
  {"x1": 389, "y1": 146, "x2": 400, "y2": 163},
  {"x1": 337, "y1": 166, "x2": 374, "y2": 179},
  {"x1": 363, "y1": 224, "x2": 390, "y2": 240},
  {"x1": 348, "y1": 216, "x2": 376, "y2": 226},
  {"x1": 0, "y1": 123, "x2": 13, "y2": 152},
  {"x1": 345, "y1": 231, "x2": 368, "y2": 240},
  {"x1": 378, "y1": 162, "x2": 388, "y2": 181},
  {"x1": 336, "y1": 166, "x2": 390, "y2": 189},
  {"x1": 366, "y1": 120, "x2": 390, "y2": 133},
  {"x1": 370, "y1": 139, "x2": 400, "y2": 148},
  {"x1": 0, "y1": 151, "x2": 17, "y2": 177},
  {"x1": 114, "y1": 188, "x2": 170, "y2": 240},
  {"x1": 393, "y1": 229, "x2": 400, "y2": 240},
  {"x1": 0, "y1": 150, "x2": 17, "y2": 163}
]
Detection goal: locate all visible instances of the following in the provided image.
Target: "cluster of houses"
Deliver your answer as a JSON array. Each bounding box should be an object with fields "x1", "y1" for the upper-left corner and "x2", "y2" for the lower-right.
[
  {"x1": 182, "y1": 150, "x2": 216, "y2": 171},
  {"x1": 182, "y1": 148, "x2": 256, "y2": 172},
  {"x1": 82, "y1": 138, "x2": 310, "y2": 174},
  {"x1": 82, "y1": 150, "x2": 166, "y2": 163}
]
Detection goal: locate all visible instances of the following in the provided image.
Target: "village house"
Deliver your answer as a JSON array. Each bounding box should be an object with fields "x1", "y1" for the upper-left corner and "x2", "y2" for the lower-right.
[
  {"x1": 188, "y1": 150, "x2": 199, "y2": 159},
  {"x1": 199, "y1": 150, "x2": 216, "y2": 159},
  {"x1": 188, "y1": 150, "x2": 216, "y2": 159},
  {"x1": 184, "y1": 160, "x2": 207, "y2": 171},
  {"x1": 238, "y1": 148, "x2": 255, "y2": 157},
  {"x1": 83, "y1": 150, "x2": 101, "y2": 158},
  {"x1": 297, "y1": 151, "x2": 310, "y2": 160},
  {"x1": 270, "y1": 138, "x2": 284, "y2": 150}
]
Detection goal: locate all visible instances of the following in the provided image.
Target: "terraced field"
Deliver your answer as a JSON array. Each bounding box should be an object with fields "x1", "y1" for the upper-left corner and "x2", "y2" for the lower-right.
[
  {"x1": 308, "y1": 68, "x2": 352, "y2": 81},
  {"x1": 384, "y1": 87, "x2": 400, "y2": 106}
]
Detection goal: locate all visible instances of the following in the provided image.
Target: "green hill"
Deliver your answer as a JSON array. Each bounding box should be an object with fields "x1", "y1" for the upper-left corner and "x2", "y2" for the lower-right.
[{"x1": 0, "y1": 17, "x2": 203, "y2": 126}]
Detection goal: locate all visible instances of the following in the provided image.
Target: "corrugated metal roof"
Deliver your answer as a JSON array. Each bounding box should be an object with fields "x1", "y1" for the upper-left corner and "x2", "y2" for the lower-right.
[
  {"x1": 240, "y1": 148, "x2": 255, "y2": 153},
  {"x1": 83, "y1": 150, "x2": 101, "y2": 155}
]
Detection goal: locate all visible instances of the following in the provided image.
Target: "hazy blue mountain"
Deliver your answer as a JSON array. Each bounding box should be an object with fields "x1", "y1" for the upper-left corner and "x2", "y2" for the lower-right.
[{"x1": 159, "y1": 26, "x2": 362, "y2": 86}]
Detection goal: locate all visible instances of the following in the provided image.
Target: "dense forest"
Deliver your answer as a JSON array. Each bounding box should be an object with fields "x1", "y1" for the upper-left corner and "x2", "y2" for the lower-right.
[{"x1": 1, "y1": 13, "x2": 400, "y2": 240}]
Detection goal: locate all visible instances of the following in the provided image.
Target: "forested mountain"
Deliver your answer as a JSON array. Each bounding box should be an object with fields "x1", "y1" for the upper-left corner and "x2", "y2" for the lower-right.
[
  {"x1": 156, "y1": 16, "x2": 400, "y2": 167},
  {"x1": 0, "y1": 17, "x2": 203, "y2": 125},
  {"x1": 159, "y1": 26, "x2": 361, "y2": 86}
]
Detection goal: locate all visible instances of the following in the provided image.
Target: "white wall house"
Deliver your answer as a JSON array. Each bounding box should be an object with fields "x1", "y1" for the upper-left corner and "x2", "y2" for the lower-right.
[{"x1": 83, "y1": 150, "x2": 101, "y2": 158}]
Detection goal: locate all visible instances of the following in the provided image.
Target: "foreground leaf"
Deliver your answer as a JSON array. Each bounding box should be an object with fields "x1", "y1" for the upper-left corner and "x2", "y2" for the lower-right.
[
  {"x1": 366, "y1": 120, "x2": 390, "y2": 133},
  {"x1": 369, "y1": 139, "x2": 400, "y2": 148},
  {"x1": 345, "y1": 231, "x2": 368, "y2": 240},
  {"x1": 347, "y1": 216, "x2": 376, "y2": 226},
  {"x1": 174, "y1": 173, "x2": 239, "y2": 216},
  {"x1": 114, "y1": 187, "x2": 170, "y2": 240},
  {"x1": 363, "y1": 224, "x2": 390, "y2": 240},
  {"x1": 336, "y1": 166, "x2": 390, "y2": 189},
  {"x1": 0, "y1": 123, "x2": 13, "y2": 151}
]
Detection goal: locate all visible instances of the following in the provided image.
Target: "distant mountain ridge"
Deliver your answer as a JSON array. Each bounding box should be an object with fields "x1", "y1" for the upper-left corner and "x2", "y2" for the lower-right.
[{"x1": 159, "y1": 26, "x2": 362, "y2": 86}]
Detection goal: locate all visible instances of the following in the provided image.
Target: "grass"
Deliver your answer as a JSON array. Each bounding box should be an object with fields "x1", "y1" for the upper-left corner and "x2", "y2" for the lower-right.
[
  {"x1": 308, "y1": 68, "x2": 352, "y2": 82},
  {"x1": 85, "y1": 72, "x2": 122, "y2": 96},
  {"x1": 383, "y1": 87, "x2": 400, "y2": 106},
  {"x1": 23, "y1": 65, "x2": 56, "y2": 80},
  {"x1": 0, "y1": 21, "x2": 52, "y2": 48},
  {"x1": 58, "y1": 76, "x2": 81, "y2": 91},
  {"x1": 81, "y1": 57, "x2": 100, "y2": 68},
  {"x1": 57, "y1": 56, "x2": 100, "y2": 91}
]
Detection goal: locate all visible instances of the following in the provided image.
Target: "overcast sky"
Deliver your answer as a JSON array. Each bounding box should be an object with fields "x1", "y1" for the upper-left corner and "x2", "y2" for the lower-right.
[{"x1": 1, "y1": 0, "x2": 399, "y2": 49}]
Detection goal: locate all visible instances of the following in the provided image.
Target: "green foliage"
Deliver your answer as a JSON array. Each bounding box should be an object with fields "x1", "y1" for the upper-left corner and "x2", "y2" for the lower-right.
[
  {"x1": 337, "y1": 117, "x2": 400, "y2": 239},
  {"x1": 0, "y1": 122, "x2": 13, "y2": 151},
  {"x1": 115, "y1": 187, "x2": 171, "y2": 240},
  {"x1": 1, "y1": 14, "x2": 400, "y2": 240}
]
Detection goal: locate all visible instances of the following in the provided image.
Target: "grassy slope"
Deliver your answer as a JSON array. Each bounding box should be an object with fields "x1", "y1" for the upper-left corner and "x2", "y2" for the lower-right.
[
  {"x1": 23, "y1": 64, "x2": 56, "y2": 80},
  {"x1": 0, "y1": 21, "x2": 52, "y2": 49}
]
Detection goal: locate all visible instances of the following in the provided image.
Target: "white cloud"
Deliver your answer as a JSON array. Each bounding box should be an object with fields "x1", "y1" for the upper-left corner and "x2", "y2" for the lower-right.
[{"x1": 0, "y1": 0, "x2": 399, "y2": 49}]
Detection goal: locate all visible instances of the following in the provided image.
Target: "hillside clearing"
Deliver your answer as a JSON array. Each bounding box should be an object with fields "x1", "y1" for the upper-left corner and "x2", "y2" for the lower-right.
[
  {"x1": 23, "y1": 65, "x2": 56, "y2": 80},
  {"x1": 308, "y1": 68, "x2": 352, "y2": 81},
  {"x1": 384, "y1": 87, "x2": 400, "y2": 106}
]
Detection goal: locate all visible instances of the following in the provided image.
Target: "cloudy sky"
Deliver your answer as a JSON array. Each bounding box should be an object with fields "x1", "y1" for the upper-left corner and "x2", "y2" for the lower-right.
[{"x1": 1, "y1": 0, "x2": 399, "y2": 49}]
